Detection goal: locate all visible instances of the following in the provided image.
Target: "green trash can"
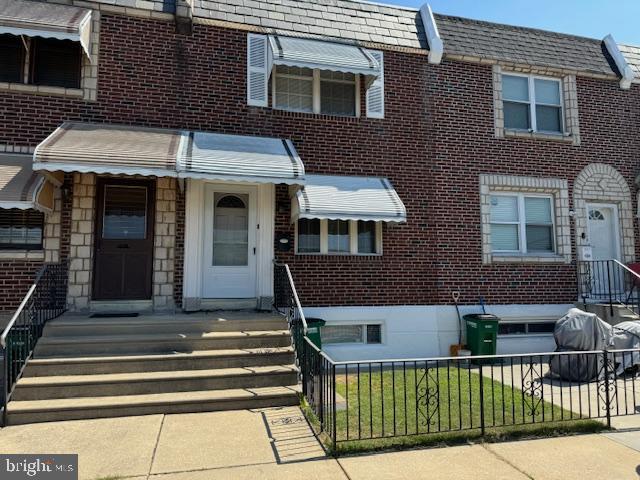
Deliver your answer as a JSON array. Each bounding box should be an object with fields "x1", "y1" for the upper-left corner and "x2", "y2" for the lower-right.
[
  {"x1": 464, "y1": 313, "x2": 499, "y2": 364},
  {"x1": 305, "y1": 318, "x2": 326, "y2": 349}
]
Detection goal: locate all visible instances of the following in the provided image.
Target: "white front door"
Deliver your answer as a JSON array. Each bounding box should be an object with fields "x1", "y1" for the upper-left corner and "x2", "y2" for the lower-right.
[
  {"x1": 587, "y1": 203, "x2": 622, "y2": 295},
  {"x1": 202, "y1": 185, "x2": 257, "y2": 298},
  {"x1": 587, "y1": 204, "x2": 620, "y2": 261}
]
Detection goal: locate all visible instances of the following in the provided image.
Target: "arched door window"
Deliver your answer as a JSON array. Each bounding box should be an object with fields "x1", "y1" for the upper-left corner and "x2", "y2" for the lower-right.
[{"x1": 213, "y1": 194, "x2": 249, "y2": 266}]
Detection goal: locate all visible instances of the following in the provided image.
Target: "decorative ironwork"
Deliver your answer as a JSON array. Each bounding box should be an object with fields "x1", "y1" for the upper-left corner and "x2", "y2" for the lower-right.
[
  {"x1": 416, "y1": 364, "x2": 440, "y2": 428},
  {"x1": 522, "y1": 361, "x2": 544, "y2": 417}
]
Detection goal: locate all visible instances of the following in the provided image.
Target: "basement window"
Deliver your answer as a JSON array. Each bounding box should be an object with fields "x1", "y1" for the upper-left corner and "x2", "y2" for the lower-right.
[
  {"x1": 498, "y1": 320, "x2": 555, "y2": 336},
  {"x1": 322, "y1": 323, "x2": 382, "y2": 345}
]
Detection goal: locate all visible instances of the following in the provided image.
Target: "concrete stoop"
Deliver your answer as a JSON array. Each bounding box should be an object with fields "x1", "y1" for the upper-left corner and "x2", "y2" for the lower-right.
[
  {"x1": 6, "y1": 311, "x2": 300, "y2": 425},
  {"x1": 575, "y1": 302, "x2": 639, "y2": 325}
]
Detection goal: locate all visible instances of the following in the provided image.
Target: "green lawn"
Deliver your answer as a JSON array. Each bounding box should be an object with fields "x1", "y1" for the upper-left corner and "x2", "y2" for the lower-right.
[{"x1": 308, "y1": 364, "x2": 604, "y2": 453}]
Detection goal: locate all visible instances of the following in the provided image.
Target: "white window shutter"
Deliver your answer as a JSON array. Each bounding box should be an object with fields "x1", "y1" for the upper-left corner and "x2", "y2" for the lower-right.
[
  {"x1": 366, "y1": 50, "x2": 384, "y2": 118},
  {"x1": 247, "y1": 33, "x2": 269, "y2": 107}
]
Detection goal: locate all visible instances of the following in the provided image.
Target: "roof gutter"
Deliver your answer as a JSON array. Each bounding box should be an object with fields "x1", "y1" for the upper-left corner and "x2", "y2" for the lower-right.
[
  {"x1": 603, "y1": 34, "x2": 635, "y2": 89},
  {"x1": 419, "y1": 3, "x2": 443, "y2": 65}
]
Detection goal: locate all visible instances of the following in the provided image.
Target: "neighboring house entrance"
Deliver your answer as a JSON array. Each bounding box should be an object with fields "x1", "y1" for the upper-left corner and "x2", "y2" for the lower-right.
[
  {"x1": 587, "y1": 203, "x2": 622, "y2": 294},
  {"x1": 93, "y1": 178, "x2": 155, "y2": 300},
  {"x1": 202, "y1": 185, "x2": 257, "y2": 298}
]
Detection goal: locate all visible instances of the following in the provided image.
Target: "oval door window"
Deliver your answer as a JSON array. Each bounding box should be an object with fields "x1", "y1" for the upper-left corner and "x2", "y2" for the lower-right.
[{"x1": 213, "y1": 194, "x2": 249, "y2": 266}]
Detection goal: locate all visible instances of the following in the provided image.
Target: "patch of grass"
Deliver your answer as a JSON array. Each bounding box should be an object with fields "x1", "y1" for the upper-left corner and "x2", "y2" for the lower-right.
[{"x1": 301, "y1": 365, "x2": 606, "y2": 455}]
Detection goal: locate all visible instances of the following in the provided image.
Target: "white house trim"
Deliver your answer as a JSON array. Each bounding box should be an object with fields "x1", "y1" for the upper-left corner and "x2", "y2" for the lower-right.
[
  {"x1": 603, "y1": 34, "x2": 635, "y2": 89},
  {"x1": 419, "y1": 4, "x2": 443, "y2": 65}
]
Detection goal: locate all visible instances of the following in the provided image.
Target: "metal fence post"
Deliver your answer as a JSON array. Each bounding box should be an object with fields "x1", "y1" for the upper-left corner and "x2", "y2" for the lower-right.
[
  {"x1": 302, "y1": 338, "x2": 307, "y2": 397},
  {"x1": 606, "y1": 261, "x2": 614, "y2": 317},
  {"x1": 2, "y1": 346, "x2": 7, "y2": 427},
  {"x1": 332, "y1": 363, "x2": 337, "y2": 452},
  {"x1": 602, "y1": 349, "x2": 612, "y2": 429},
  {"x1": 479, "y1": 363, "x2": 486, "y2": 436}
]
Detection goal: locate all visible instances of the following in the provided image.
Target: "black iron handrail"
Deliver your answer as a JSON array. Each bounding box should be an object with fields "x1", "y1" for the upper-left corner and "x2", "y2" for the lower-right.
[
  {"x1": 273, "y1": 262, "x2": 308, "y2": 368},
  {"x1": 577, "y1": 259, "x2": 640, "y2": 317},
  {"x1": 1, "y1": 262, "x2": 67, "y2": 426}
]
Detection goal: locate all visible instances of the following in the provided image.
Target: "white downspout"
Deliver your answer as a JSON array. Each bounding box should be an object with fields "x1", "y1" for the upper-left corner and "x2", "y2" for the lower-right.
[
  {"x1": 603, "y1": 34, "x2": 635, "y2": 90},
  {"x1": 419, "y1": 4, "x2": 443, "y2": 65}
]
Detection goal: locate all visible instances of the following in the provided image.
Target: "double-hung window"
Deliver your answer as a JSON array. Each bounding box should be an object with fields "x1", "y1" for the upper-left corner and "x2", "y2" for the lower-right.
[
  {"x1": 296, "y1": 219, "x2": 382, "y2": 255},
  {"x1": 490, "y1": 194, "x2": 555, "y2": 254},
  {"x1": 273, "y1": 66, "x2": 359, "y2": 117},
  {"x1": 503, "y1": 74, "x2": 563, "y2": 134}
]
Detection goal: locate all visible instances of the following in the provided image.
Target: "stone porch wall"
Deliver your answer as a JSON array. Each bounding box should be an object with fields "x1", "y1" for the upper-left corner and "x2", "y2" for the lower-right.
[{"x1": 66, "y1": 174, "x2": 176, "y2": 312}]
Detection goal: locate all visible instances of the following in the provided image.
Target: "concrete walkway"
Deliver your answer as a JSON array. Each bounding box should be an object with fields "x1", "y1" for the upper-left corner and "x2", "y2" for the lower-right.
[{"x1": 0, "y1": 407, "x2": 638, "y2": 480}]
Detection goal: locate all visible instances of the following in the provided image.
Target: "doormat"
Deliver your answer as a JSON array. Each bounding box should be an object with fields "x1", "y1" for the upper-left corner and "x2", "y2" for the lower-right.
[{"x1": 89, "y1": 313, "x2": 139, "y2": 318}]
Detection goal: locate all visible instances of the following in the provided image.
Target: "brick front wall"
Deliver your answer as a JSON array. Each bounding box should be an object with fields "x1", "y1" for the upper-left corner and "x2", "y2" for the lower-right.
[
  {"x1": 0, "y1": 13, "x2": 638, "y2": 309},
  {"x1": 425, "y1": 60, "x2": 640, "y2": 304}
]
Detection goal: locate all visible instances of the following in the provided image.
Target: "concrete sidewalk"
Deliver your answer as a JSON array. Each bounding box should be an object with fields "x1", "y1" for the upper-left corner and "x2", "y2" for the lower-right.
[{"x1": 0, "y1": 407, "x2": 638, "y2": 480}]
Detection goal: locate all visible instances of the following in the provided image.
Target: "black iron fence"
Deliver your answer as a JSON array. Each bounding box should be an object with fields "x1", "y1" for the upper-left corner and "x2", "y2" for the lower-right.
[
  {"x1": 1, "y1": 262, "x2": 67, "y2": 425},
  {"x1": 274, "y1": 262, "x2": 640, "y2": 450},
  {"x1": 303, "y1": 343, "x2": 640, "y2": 449},
  {"x1": 577, "y1": 259, "x2": 640, "y2": 316}
]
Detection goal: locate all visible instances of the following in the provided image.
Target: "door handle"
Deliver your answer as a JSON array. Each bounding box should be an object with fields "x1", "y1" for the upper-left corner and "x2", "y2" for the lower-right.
[
  {"x1": 253, "y1": 247, "x2": 256, "y2": 255},
  {"x1": 117, "y1": 244, "x2": 129, "y2": 249}
]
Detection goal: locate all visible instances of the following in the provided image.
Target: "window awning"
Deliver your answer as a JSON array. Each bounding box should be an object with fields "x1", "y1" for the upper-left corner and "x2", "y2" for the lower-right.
[
  {"x1": 34, "y1": 123, "x2": 181, "y2": 178},
  {"x1": 33, "y1": 122, "x2": 305, "y2": 185},
  {"x1": 0, "y1": 154, "x2": 55, "y2": 212},
  {"x1": 292, "y1": 174, "x2": 406, "y2": 223},
  {"x1": 268, "y1": 35, "x2": 380, "y2": 80},
  {"x1": 0, "y1": 0, "x2": 92, "y2": 59},
  {"x1": 177, "y1": 131, "x2": 304, "y2": 185}
]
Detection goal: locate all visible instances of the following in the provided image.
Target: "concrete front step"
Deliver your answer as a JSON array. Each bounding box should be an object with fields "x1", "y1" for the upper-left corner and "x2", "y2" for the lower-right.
[
  {"x1": 24, "y1": 347, "x2": 295, "y2": 377},
  {"x1": 7, "y1": 386, "x2": 300, "y2": 425},
  {"x1": 44, "y1": 313, "x2": 288, "y2": 337},
  {"x1": 12, "y1": 365, "x2": 299, "y2": 401},
  {"x1": 34, "y1": 330, "x2": 291, "y2": 357}
]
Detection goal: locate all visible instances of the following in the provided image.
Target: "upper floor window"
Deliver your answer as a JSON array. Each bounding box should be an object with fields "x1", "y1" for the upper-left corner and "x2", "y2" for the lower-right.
[
  {"x1": 0, "y1": 34, "x2": 82, "y2": 89},
  {"x1": 490, "y1": 193, "x2": 555, "y2": 254},
  {"x1": 0, "y1": 209, "x2": 44, "y2": 250},
  {"x1": 273, "y1": 66, "x2": 358, "y2": 116},
  {"x1": 247, "y1": 33, "x2": 384, "y2": 118},
  {"x1": 503, "y1": 74, "x2": 563, "y2": 134}
]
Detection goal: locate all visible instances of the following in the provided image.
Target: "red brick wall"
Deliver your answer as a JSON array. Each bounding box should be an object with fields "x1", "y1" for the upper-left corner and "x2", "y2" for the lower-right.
[
  {"x1": 0, "y1": 14, "x2": 637, "y2": 309},
  {"x1": 424, "y1": 60, "x2": 640, "y2": 304}
]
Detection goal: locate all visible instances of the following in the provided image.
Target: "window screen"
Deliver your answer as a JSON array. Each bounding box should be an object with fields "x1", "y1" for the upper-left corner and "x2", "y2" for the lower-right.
[
  {"x1": 274, "y1": 65, "x2": 313, "y2": 113},
  {"x1": 31, "y1": 38, "x2": 82, "y2": 89},
  {"x1": 320, "y1": 70, "x2": 356, "y2": 116},
  {"x1": 0, "y1": 209, "x2": 44, "y2": 249},
  {"x1": 0, "y1": 34, "x2": 25, "y2": 83},
  {"x1": 297, "y1": 218, "x2": 320, "y2": 253},
  {"x1": 357, "y1": 221, "x2": 377, "y2": 254},
  {"x1": 102, "y1": 186, "x2": 147, "y2": 240},
  {"x1": 328, "y1": 220, "x2": 350, "y2": 253}
]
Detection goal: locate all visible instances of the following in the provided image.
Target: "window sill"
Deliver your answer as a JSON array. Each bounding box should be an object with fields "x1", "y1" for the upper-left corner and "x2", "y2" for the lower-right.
[
  {"x1": 504, "y1": 129, "x2": 574, "y2": 143},
  {"x1": 265, "y1": 106, "x2": 362, "y2": 122},
  {"x1": 295, "y1": 252, "x2": 382, "y2": 257},
  {"x1": 0, "y1": 82, "x2": 83, "y2": 98},
  {"x1": 491, "y1": 253, "x2": 568, "y2": 264},
  {"x1": 0, "y1": 250, "x2": 44, "y2": 260}
]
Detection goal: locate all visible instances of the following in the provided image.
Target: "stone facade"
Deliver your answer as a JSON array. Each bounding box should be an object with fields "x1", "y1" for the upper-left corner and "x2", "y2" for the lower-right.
[
  {"x1": 67, "y1": 173, "x2": 96, "y2": 311},
  {"x1": 573, "y1": 163, "x2": 635, "y2": 263},
  {"x1": 153, "y1": 177, "x2": 177, "y2": 311}
]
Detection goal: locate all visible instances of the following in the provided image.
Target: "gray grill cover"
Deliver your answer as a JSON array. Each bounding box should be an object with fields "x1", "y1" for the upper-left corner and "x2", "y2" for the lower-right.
[
  {"x1": 611, "y1": 321, "x2": 640, "y2": 375},
  {"x1": 549, "y1": 308, "x2": 613, "y2": 382}
]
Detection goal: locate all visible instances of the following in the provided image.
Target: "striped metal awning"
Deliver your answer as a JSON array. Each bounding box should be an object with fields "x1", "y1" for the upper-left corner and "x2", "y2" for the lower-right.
[
  {"x1": 33, "y1": 122, "x2": 305, "y2": 185},
  {"x1": 34, "y1": 123, "x2": 181, "y2": 178},
  {"x1": 268, "y1": 35, "x2": 380, "y2": 80},
  {"x1": 177, "y1": 131, "x2": 304, "y2": 185},
  {"x1": 0, "y1": 154, "x2": 55, "y2": 212},
  {"x1": 292, "y1": 174, "x2": 406, "y2": 223},
  {"x1": 0, "y1": 0, "x2": 93, "y2": 59}
]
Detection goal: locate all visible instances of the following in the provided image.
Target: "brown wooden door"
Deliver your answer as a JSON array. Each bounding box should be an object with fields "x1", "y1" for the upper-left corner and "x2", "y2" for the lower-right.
[{"x1": 93, "y1": 178, "x2": 155, "y2": 300}]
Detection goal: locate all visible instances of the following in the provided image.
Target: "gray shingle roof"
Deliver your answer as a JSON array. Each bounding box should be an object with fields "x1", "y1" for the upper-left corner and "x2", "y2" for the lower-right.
[
  {"x1": 435, "y1": 14, "x2": 618, "y2": 77},
  {"x1": 192, "y1": 0, "x2": 427, "y2": 49},
  {"x1": 618, "y1": 44, "x2": 640, "y2": 77}
]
